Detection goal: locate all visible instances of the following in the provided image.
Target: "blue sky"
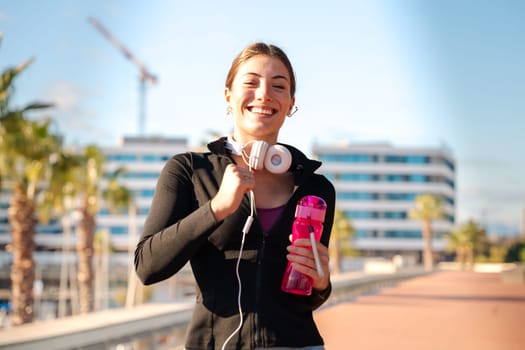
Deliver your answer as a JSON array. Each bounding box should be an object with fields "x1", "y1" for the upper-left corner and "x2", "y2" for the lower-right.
[{"x1": 1, "y1": 1, "x2": 524, "y2": 235}]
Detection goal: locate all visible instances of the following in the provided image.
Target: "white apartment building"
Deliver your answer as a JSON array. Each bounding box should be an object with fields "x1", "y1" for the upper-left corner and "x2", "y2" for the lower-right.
[
  {"x1": 312, "y1": 142, "x2": 456, "y2": 260},
  {"x1": 0, "y1": 136, "x2": 189, "y2": 251},
  {"x1": 2, "y1": 137, "x2": 456, "y2": 260},
  {"x1": 96, "y1": 136, "x2": 189, "y2": 250}
]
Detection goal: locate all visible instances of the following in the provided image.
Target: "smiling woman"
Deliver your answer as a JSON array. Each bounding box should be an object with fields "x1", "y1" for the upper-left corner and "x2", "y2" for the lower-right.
[
  {"x1": 134, "y1": 42, "x2": 336, "y2": 350},
  {"x1": 225, "y1": 53, "x2": 295, "y2": 145}
]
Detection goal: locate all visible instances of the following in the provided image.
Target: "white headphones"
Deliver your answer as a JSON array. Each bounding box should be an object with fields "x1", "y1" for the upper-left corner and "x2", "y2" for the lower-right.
[{"x1": 225, "y1": 137, "x2": 292, "y2": 174}]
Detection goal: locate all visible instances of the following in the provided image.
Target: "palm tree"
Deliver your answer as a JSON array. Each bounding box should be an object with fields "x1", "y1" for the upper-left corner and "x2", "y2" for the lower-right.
[
  {"x1": 40, "y1": 151, "x2": 84, "y2": 316},
  {"x1": 0, "y1": 33, "x2": 33, "y2": 116},
  {"x1": 102, "y1": 169, "x2": 136, "y2": 307},
  {"x1": 446, "y1": 229, "x2": 469, "y2": 268},
  {"x1": 0, "y1": 113, "x2": 60, "y2": 325},
  {"x1": 103, "y1": 168, "x2": 132, "y2": 215},
  {"x1": 503, "y1": 239, "x2": 525, "y2": 263},
  {"x1": 74, "y1": 145, "x2": 106, "y2": 314},
  {"x1": 75, "y1": 147, "x2": 131, "y2": 313},
  {"x1": 1, "y1": 39, "x2": 60, "y2": 324},
  {"x1": 93, "y1": 229, "x2": 113, "y2": 310},
  {"x1": 408, "y1": 194, "x2": 444, "y2": 271},
  {"x1": 446, "y1": 220, "x2": 486, "y2": 269},
  {"x1": 329, "y1": 208, "x2": 356, "y2": 274}
]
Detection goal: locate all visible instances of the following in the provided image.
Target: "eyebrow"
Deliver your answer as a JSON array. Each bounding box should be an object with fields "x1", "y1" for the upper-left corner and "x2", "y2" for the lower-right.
[{"x1": 243, "y1": 72, "x2": 289, "y2": 82}]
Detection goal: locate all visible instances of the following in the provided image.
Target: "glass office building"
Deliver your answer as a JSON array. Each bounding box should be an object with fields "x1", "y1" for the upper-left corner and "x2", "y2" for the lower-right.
[{"x1": 312, "y1": 142, "x2": 456, "y2": 259}]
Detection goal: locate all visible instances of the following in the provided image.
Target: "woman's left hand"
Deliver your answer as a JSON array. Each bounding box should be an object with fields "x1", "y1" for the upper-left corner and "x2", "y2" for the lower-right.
[{"x1": 286, "y1": 238, "x2": 330, "y2": 291}]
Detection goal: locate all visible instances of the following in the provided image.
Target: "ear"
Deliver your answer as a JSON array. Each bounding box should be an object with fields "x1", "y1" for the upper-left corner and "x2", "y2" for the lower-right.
[
  {"x1": 224, "y1": 88, "x2": 231, "y2": 103},
  {"x1": 288, "y1": 97, "x2": 296, "y2": 115}
]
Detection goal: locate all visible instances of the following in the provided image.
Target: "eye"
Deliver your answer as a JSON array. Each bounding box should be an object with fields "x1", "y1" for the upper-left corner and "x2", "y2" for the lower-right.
[
  {"x1": 273, "y1": 84, "x2": 286, "y2": 90},
  {"x1": 243, "y1": 80, "x2": 257, "y2": 87}
]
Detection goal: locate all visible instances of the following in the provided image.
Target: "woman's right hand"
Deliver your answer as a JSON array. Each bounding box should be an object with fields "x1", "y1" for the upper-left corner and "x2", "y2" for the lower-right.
[{"x1": 210, "y1": 164, "x2": 254, "y2": 221}]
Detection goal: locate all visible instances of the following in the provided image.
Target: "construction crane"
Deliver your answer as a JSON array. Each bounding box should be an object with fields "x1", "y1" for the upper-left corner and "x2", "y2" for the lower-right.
[{"x1": 88, "y1": 17, "x2": 158, "y2": 136}]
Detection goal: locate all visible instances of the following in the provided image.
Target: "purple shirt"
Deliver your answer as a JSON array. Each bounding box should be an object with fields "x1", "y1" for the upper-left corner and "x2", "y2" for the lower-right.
[{"x1": 257, "y1": 205, "x2": 286, "y2": 233}]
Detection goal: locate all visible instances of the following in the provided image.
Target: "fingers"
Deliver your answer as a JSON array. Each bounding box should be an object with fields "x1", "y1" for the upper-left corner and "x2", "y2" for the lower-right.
[
  {"x1": 211, "y1": 164, "x2": 254, "y2": 221},
  {"x1": 286, "y1": 241, "x2": 330, "y2": 290},
  {"x1": 226, "y1": 164, "x2": 254, "y2": 189},
  {"x1": 287, "y1": 245, "x2": 329, "y2": 271}
]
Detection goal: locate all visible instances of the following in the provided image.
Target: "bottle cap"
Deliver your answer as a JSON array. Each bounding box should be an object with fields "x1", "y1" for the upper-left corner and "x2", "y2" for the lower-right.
[{"x1": 295, "y1": 195, "x2": 327, "y2": 222}]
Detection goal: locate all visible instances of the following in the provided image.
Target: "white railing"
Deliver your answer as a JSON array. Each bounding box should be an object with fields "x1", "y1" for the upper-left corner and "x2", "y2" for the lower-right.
[{"x1": 0, "y1": 269, "x2": 428, "y2": 350}]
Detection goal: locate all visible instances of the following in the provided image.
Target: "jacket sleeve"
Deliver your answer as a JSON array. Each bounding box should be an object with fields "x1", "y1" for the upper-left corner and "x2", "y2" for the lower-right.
[{"x1": 134, "y1": 153, "x2": 220, "y2": 285}]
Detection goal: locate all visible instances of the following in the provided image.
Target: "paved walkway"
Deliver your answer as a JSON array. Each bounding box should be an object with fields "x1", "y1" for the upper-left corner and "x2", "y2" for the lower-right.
[{"x1": 314, "y1": 270, "x2": 525, "y2": 350}]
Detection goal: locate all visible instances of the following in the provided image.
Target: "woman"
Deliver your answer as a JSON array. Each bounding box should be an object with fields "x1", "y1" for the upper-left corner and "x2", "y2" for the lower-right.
[{"x1": 135, "y1": 42, "x2": 335, "y2": 350}]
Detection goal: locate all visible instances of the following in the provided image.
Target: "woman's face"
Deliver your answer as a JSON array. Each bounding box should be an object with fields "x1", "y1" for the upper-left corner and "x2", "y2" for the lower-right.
[{"x1": 225, "y1": 55, "x2": 295, "y2": 144}]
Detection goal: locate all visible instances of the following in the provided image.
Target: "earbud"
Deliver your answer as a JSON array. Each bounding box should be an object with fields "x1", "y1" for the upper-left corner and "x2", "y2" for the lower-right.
[{"x1": 225, "y1": 138, "x2": 292, "y2": 174}]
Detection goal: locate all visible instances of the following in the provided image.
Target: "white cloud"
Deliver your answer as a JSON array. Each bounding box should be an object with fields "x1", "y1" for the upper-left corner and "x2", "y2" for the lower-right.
[{"x1": 44, "y1": 80, "x2": 83, "y2": 112}]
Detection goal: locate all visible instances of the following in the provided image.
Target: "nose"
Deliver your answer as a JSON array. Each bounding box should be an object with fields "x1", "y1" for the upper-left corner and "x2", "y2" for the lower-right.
[{"x1": 255, "y1": 82, "x2": 272, "y2": 101}]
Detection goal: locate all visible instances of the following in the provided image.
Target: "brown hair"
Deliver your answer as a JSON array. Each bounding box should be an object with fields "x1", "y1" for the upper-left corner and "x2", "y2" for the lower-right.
[{"x1": 225, "y1": 42, "x2": 296, "y2": 98}]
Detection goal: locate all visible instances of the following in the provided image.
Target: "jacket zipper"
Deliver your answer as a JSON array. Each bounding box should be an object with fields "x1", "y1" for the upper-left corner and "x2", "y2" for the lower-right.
[{"x1": 254, "y1": 230, "x2": 267, "y2": 348}]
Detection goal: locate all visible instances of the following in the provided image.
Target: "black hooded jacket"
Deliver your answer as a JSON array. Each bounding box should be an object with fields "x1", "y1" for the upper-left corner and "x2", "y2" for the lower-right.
[{"x1": 135, "y1": 137, "x2": 336, "y2": 349}]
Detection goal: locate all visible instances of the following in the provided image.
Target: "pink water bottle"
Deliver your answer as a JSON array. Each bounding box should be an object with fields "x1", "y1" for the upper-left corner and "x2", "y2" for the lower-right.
[{"x1": 281, "y1": 195, "x2": 327, "y2": 295}]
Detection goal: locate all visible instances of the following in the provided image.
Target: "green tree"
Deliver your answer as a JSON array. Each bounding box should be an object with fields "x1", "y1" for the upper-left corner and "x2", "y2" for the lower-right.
[
  {"x1": 409, "y1": 194, "x2": 444, "y2": 271},
  {"x1": 1, "y1": 36, "x2": 60, "y2": 325},
  {"x1": 74, "y1": 145, "x2": 106, "y2": 314},
  {"x1": 40, "y1": 151, "x2": 84, "y2": 316},
  {"x1": 103, "y1": 167, "x2": 132, "y2": 215},
  {"x1": 446, "y1": 220, "x2": 486, "y2": 269},
  {"x1": 329, "y1": 208, "x2": 356, "y2": 274},
  {"x1": 1, "y1": 114, "x2": 60, "y2": 325},
  {"x1": 43, "y1": 146, "x2": 131, "y2": 315},
  {"x1": 102, "y1": 169, "x2": 138, "y2": 307},
  {"x1": 75, "y1": 147, "x2": 132, "y2": 313},
  {"x1": 504, "y1": 240, "x2": 525, "y2": 263}
]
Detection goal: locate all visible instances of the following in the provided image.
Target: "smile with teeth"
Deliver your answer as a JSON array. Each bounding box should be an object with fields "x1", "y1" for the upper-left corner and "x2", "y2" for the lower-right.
[{"x1": 248, "y1": 106, "x2": 276, "y2": 115}]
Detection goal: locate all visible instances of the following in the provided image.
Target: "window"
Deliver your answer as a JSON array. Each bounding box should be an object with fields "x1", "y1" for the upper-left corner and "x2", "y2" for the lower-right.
[
  {"x1": 106, "y1": 154, "x2": 138, "y2": 161},
  {"x1": 385, "y1": 174, "x2": 406, "y2": 182},
  {"x1": 337, "y1": 192, "x2": 378, "y2": 200},
  {"x1": 142, "y1": 155, "x2": 170, "y2": 162},
  {"x1": 409, "y1": 174, "x2": 428, "y2": 183},
  {"x1": 109, "y1": 226, "x2": 128, "y2": 234},
  {"x1": 341, "y1": 174, "x2": 379, "y2": 182},
  {"x1": 385, "y1": 193, "x2": 416, "y2": 201},
  {"x1": 319, "y1": 154, "x2": 378, "y2": 163},
  {"x1": 406, "y1": 155, "x2": 429, "y2": 164},
  {"x1": 384, "y1": 155, "x2": 405, "y2": 163},
  {"x1": 383, "y1": 211, "x2": 407, "y2": 219},
  {"x1": 384, "y1": 230, "x2": 421, "y2": 238},
  {"x1": 355, "y1": 230, "x2": 371, "y2": 238},
  {"x1": 346, "y1": 211, "x2": 379, "y2": 219},
  {"x1": 134, "y1": 189, "x2": 155, "y2": 198},
  {"x1": 385, "y1": 155, "x2": 429, "y2": 164}
]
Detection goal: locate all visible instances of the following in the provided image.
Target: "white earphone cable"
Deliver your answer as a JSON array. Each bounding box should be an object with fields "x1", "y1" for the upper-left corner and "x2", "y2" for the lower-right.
[
  {"x1": 221, "y1": 184, "x2": 255, "y2": 349},
  {"x1": 221, "y1": 228, "x2": 247, "y2": 350},
  {"x1": 240, "y1": 141, "x2": 255, "y2": 169}
]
